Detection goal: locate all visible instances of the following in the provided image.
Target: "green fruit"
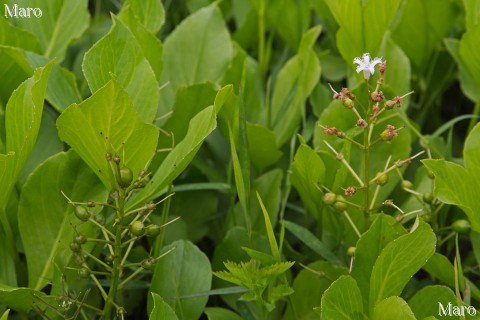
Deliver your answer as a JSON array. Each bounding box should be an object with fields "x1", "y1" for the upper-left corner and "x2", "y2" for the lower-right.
[
  {"x1": 452, "y1": 220, "x2": 471, "y2": 234},
  {"x1": 73, "y1": 254, "x2": 85, "y2": 265},
  {"x1": 70, "y1": 242, "x2": 82, "y2": 253},
  {"x1": 322, "y1": 193, "x2": 337, "y2": 205},
  {"x1": 105, "y1": 253, "x2": 115, "y2": 264},
  {"x1": 141, "y1": 257, "x2": 156, "y2": 270},
  {"x1": 375, "y1": 172, "x2": 389, "y2": 186},
  {"x1": 74, "y1": 235, "x2": 87, "y2": 245},
  {"x1": 422, "y1": 192, "x2": 433, "y2": 204},
  {"x1": 119, "y1": 166, "x2": 133, "y2": 187},
  {"x1": 74, "y1": 206, "x2": 90, "y2": 222},
  {"x1": 401, "y1": 180, "x2": 413, "y2": 190},
  {"x1": 145, "y1": 224, "x2": 161, "y2": 237},
  {"x1": 78, "y1": 267, "x2": 90, "y2": 278},
  {"x1": 347, "y1": 246, "x2": 356, "y2": 257},
  {"x1": 129, "y1": 220, "x2": 144, "y2": 236},
  {"x1": 333, "y1": 196, "x2": 348, "y2": 212}
]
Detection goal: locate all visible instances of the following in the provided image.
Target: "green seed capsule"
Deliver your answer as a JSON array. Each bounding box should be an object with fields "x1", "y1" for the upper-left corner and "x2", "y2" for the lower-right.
[
  {"x1": 141, "y1": 257, "x2": 156, "y2": 270},
  {"x1": 333, "y1": 196, "x2": 348, "y2": 212},
  {"x1": 73, "y1": 254, "x2": 85, "y2": 265},
  {"x1": 145, "y1": 224, "x2": 161, "y2": 237},
  {"x1": 74, "y1": 206, "x2": 90, "y2": 222},
  {"x1": 129, "y1": 220, "x2": 144, "y2": 236},
  {"x1": 401, "y1": 180, "x2": 413, "y2": 190},
  {"x1": 422, "y1": 192, "x2": 433, "y2": 204},
  {"x1": 322, "y1": 193, "x2": 337, "y2": 205},
  {"x1": 119, "y1": 166, "x2": 133, "y2": 187},
  {"x1": 347, "y1": 246, "x2": 356, "y2": 257},
  {"x1": 105, "y1": 253, "x2": 115, "y2": 264},
  {"x1": 375, "y1": 172, "x2": 389, "y2": 186},
  {"x1": 74, "y1": 235, "x2": 87, "y2": 245},
  {"x1": 452, "y1": 220, "x2": 470, "y2": 234}
]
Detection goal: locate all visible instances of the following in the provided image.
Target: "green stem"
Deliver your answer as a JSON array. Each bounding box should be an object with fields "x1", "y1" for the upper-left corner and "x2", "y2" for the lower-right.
[
  {"x1": 102, "y1": 191, "x2": 125, "y2": 319},
  {"x1": 258, "y1": 0, "x2": 266, "y2": 80},
  {"x1": 363, "y1": 126, "x2": 370, "y2": 217},
  {"x1": 468, "y1": 99, "x2": 480, "y2": 133}
]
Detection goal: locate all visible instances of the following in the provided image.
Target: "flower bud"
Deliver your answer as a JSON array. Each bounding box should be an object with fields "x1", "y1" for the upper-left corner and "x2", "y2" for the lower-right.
[
  {"x1": 333, "y1": 196, "x2": 348, "y2": 212},
  {"x1": 344, "y1": 187, "x2": 356, "y2": 197},
  {"x1": 322, "y1": 193, "x2": 337, "y2": 205},
  {"x1": 401, "y1": 180, "x2": 414, "y2": 189},
  {"x1": 375, "y1": 172, "x2": 389, "y2": 186},
  {"x1": 356, "y1": 119, "x2": 368, "y2": 128},
  {"x1": 371, "y1": 90, "x2": 384, "y2": 102}
]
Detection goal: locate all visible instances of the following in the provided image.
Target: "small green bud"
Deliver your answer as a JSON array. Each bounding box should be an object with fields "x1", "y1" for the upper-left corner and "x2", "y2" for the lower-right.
[
  {"x1": 422, "y1": 192, "x2": 433, "y2": 204},
  {"x1": 452, "y1": 220, "x2": 470, "y2": 234},
  {"x1": 322, "y1": 193, "x2": 337, "y2": 205},
  {"x1": 141, "y1": 257, "x2": 156, "y2": 270},
  {"x1": 105, "y1": 253, "x2": 115, "y2": 264},
  {"x1": 129, "y1": 220, "x2": 144, "y2": 236},
  {"x1": 69, "y1": 242, "x2": 82, "y2": 253},
  {"x1": 78, "y1": 267, "x2": 90, "y2": 278},
  {"x1": 342, "y1": 97, "x2": 354, "y2": 109},
  {"x1": 119, "y1": 166, "x2": 133, "y2": 187},
  {"x1": 72, "y1": 254, "x2": 85, "y2": 265},
  {"x1": 74, "y1": 235, "x2": 87, "y2": 245},
  {"x1": 74, "y1": 206, "x2": 90, "y2": 222}
]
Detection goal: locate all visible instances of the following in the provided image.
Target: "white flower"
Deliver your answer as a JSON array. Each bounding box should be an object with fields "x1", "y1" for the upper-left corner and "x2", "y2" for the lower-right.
[{"x1": 353, "y1": 53, "x2": 383, "y2": 80}]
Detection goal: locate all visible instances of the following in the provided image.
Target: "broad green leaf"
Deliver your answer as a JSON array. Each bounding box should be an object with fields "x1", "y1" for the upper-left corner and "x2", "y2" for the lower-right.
[
  {"x1": 150, "y1": 293, "x2": 179, "y2": 320},
  {"x1": 57, "y1": 80, "x2": 159, "y2": 190},
  {"x1": 351, "y1": 214, "x2": 406, "y2": 308},
  {"x1": 0, "y1": 18, "x2": 41, "y2": 52},
  {"x1": 160, "y1": 3, "x2": 232, "y2": 114},
  {"x1": 204, "y1": 307, "x2": 243, "y2": 320},
  {"x1": 284, "y1": 261, "x2": 348, "y2": 320},
  {"x1": 127, "y1": 105, "x2": 218, "y2": 209},
  {"x1": 409, "y1": 286, "x2": 458, "y2": 320},
  {"x1": 149, "y1": 240, "x2": 212, "y2": 320},
  {"x1": 459, "y1": 23, "x2": 480, "y2": 89},
  {"x1": 7, "y1": 0, "x2": 89, "y2": 60},
  {"x1": 18, "y1": 150, "x2": 106, "y2": 290},
  {"x1": 372, "y1": 296, "x2": 416, "y2": 320},
  {"x1": 324, "y1": 0, "x2": 401, "y2": 66},
  {"x1": 83, "y1": 16, "x2": 158, "y2": 123},
  {"x1": 321, "y1": 275, "x2": 365, "y2": 320},
  {"x1": 118, "y1": 5, "x2": 163, "y2": 81},
  {"x1": 445, "y1": 38, "x2": 479, "y2": 102},
  {"x1": 423, "y1": 253, "x2": 480, "y2": 302},
  {"x1": 463, "y1": 0, "x2": 479, "y2": 31},
  {"x1": 26, "y1": 52, "x2": 82, "y2": 113},
  {"x1": 290, "y1": 143, "x2": 325, "y2": 217},
  {"x1": 124, "y1": 0, "x2": 164, "y2": 33},
  {"x1": 369, "y1": 221, "x2": 436, "y2": 311},
  {"x1": 422, "y1": 123, "x2": 480, "y2": 231},
  {"x1": 0, "y1": 283, "x2": 44, "y2": 313},
  {"x1": 392, "y1": 0, "x2": 456, "y2": 70},
  {"x1": 283, "y1": 220, "x2": 342, "y2": 265},
  {"x1": 18, "y1": 111, "x2": 63, "y2": 185},
  {"x1": 381, "y1": 39, "x2": 411, "y2": 106},
  {"x1": 0, "y1": 46, "x2": 33, "y2": 109},
  {"x1": 246, "y1": 123, "x2": 282, "y2": 172},
  {"x1": 271, "y1": 26, "x2": 321, "y2": 146}
]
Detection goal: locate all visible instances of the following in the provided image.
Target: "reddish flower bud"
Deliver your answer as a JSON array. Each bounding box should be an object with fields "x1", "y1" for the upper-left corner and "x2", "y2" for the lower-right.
[{"x1": 356, "y1": 119, "x2": 368, "y2": 128}]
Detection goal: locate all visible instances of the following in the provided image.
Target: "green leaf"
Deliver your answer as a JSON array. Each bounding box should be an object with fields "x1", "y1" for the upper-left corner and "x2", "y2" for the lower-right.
[
  {"x1": 124, "y1": 0, "x2": 164, "y2": 33},
  {"x1": 0, "y1": 18, "x2": 41, "y2": 53},
  {"x1": 283, "y1": 220, "x2": 342, "y2": 265},
  {"x1": 459, "y1": 23, "x2": 480, "y2": 89},
  {"x1": 290, "y1": 143, "x2": 325, "y2": 217},
  {"x1": 369, "y1": 220, "x2": 436, "y2": 311},
  {"x1": 229, "y1": 125, "x2": 249, "y2": 229},
  {"x1": 271, "y1": 26, "x2": 321, "y2": 146},
  {"x1": 149, "y1": 240, "x2": 212, "y2": 320},
  {"x1": 422, "y1": 123, "x2": 480, "y2": 231},
  {"x1": 7, "y1": 0, "x2": 89, "y2": 61},
  {"x1": 150, "y1": 293, "x2": 179, "y2": 320},
  {"x1": 409, "y1": 286, "x2": 458, "y2": 320},
  {"x1": 321, "y1": 275, "x2": 365, "y2": 320},
  {"x1": 0, "y1": 309, "x2": 9, "y2": 320},
  {"x1": 392, "y1": 0, "x2": 456, "y2": 70},
  {"x1": 0, "y1": 283, "x2": 44, "y2": 313},
  {"x1": 57, "y1": 80, "x2": 158, "y2": 190},
  {"x1": 118, "y1": 5, "x2": 163, "y2": 81},
  {"x1": 0, "y1": 45, "x2": 33, "y2": 106},
  {"x1": 284, "y1": 261, "x2": 348, "y2": 320},
  {"x1": 256, "y1": 192, "x2": 280, "y2": 261},
  {"x1": 204, "y1": 307, "x2": 243, "y2": 320},
  {"x1": 351, "y1": 214, "x2": 406, "y2": 307},
  {"x1": 18, "y1": 150, "x2": 106, "y2": 290},
  {"x1": 127, "y1": 105, "x2": 218, "y2": 209},
  {"x1": 0, "y1": 61, "x2": 52, "y2": 209},
  {"x1": 246, "y1": 123, "x2": 282, "y2": 172},
  {"x1": 160, "y1": 3, "x2": 232, "y2": 114},
  {"x1": 82, "y1": 16, "x2": 158, "y2": 123},
  {"x1": 372, "y1": 296, "x2": 416, "y2": 320}
]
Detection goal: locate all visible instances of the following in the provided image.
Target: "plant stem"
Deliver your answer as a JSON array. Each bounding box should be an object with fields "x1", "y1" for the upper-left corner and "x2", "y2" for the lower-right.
[
  {"x1": 102, "y1": 191, "x2": 125, "y2": 319},
  {"x1": 258, "y1": 0, "x2": 266, "y2": 80},
  {"x1": 363, "y1": 126, "x2": 370, "y2": 217}
]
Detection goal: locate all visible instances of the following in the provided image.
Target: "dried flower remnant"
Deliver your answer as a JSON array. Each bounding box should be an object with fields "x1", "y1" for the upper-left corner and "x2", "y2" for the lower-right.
[
  {"x1": 380, "y1": 125, "x2": 398, "y2": 141},
  {"x1": 353, "y1": 53, "x2": 383, "y2": 80}
]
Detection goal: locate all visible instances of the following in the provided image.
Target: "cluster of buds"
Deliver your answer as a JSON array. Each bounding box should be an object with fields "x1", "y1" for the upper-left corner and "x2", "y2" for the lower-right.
[
  {"x1": 380, "y1": 125, "x2": 399, "y2": 142},
  {"x1": 331, "y1": 85, "x2": 356, "y2": 109}
]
